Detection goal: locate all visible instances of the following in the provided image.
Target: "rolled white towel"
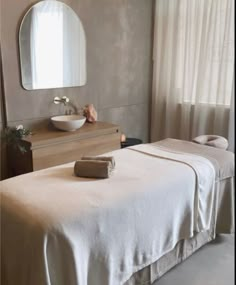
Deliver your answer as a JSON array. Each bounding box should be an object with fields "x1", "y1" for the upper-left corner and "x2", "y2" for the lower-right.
[
  {"x1": 74, "y1": 160, "x2": 113, "y2": 179},
  {"x1": 192, "y1": 135, "x2": 228, "y2": 150},
  {"x1": 81, "y1": 156, "x2": 115, "y2": 169}
]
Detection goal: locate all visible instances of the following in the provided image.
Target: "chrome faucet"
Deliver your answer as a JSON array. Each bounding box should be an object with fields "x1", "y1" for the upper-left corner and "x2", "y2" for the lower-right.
[{"x1": 53, "y1": 96, "x2": 70, "y2": 106}]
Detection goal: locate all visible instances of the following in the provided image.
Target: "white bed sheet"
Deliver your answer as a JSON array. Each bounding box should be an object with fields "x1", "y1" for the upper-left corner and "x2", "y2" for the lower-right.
[
  {"x1": 125, "y1": 139, "x2": 234, "y2": 285},
  {"x1": 1, "y1": 144, "x2": 216, "y2": 285}
]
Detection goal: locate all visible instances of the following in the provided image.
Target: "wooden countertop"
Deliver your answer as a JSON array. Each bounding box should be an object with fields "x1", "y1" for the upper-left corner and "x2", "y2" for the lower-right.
[{"x1": 22, "y1": 121, "x2": 120, "y2": 150}]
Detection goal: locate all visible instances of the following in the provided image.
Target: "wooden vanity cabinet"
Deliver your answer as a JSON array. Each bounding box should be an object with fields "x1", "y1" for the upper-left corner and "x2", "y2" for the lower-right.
[{"x1": 8, "y1": 121, "x2": 120, "y2": 177}]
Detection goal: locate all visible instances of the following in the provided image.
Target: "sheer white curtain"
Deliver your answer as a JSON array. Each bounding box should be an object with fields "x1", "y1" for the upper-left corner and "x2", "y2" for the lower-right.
[
  {"x1": 30, "y1": 2, "x2": 64, "y2": 89},
  {"x1": 30, "y1": 1, "x2": 86, "y2": 89},
  {"x1": 151, "y1": 0, "x2": 235, "y2": 151}
]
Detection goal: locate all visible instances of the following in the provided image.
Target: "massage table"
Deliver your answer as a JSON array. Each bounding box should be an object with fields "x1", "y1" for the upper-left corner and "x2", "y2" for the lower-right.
[{"x1": 0, "y1": 139, "x2": 234, "y2": 285}]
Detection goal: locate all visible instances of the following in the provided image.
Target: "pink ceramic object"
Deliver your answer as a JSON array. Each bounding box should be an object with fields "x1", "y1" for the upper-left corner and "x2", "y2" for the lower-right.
[{"x1": 83, "y1": 104, "x2": 98, "y2": 123}]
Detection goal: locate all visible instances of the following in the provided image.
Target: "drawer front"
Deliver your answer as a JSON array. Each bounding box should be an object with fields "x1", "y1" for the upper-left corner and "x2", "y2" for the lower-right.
[
  {"x1": 7, "y1": 145, "x2": 33, "y2": 176},
  {"x1": 32, "y1": 133, "x2": 120, "y2": 171}
]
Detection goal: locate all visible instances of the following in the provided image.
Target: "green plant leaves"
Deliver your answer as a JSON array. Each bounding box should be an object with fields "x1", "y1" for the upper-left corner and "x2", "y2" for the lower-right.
[{"x1": 1, "y1": 126, "x2": 31, "y2": 154}]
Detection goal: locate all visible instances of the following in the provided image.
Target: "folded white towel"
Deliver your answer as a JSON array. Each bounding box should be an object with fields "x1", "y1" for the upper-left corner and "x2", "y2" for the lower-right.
[
  {"x1": 192, "y1": 135, "x2": 228, "y2": 150},
  {"x1": 74, "y1": 160, "x2": 113, "y2": 179},
  {"x1": 82, "y1": 156, "x2": 115, "y2": 169}
]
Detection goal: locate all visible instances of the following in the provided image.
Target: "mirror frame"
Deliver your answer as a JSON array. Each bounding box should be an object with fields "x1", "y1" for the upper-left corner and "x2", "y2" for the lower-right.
[{"x1": 19, "y1": 0, "x2": 87, "y2": 90}]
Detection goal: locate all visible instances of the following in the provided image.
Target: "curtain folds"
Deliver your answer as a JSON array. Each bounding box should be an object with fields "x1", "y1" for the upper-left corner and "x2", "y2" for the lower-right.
[
  {"x1": 151, "y1": 0, "x2": 235, "y2": 151},
  {"x1": 30, "y1": 2, "x2": 64, "y2": 89}
]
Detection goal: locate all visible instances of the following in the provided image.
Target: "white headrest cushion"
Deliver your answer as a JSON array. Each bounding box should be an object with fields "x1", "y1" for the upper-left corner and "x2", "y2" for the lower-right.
[{"x1": 192, "y1": 135, "x2": 228, "y2": 150}]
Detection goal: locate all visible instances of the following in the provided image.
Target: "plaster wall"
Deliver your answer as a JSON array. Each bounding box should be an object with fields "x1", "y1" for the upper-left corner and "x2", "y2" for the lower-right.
[{"x1": 1, "y1": 0, "x2": 153, "y2": 180}]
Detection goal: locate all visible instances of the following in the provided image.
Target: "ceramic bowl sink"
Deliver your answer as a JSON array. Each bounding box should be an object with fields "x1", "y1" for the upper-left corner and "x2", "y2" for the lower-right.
[{"x1": 51, "y1": 115, "x2": 86, "y2": 131}]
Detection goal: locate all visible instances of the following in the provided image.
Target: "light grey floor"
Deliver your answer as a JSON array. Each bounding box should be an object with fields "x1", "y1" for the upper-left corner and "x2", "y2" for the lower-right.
[{"x1": 153, "y1": 234, "x2": 234, "y2": 285}]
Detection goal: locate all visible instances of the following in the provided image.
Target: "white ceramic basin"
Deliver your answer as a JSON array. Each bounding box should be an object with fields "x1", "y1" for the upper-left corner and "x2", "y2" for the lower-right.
[{"x1": 51, "y1": 115, "x2": 86, "y2": 131}]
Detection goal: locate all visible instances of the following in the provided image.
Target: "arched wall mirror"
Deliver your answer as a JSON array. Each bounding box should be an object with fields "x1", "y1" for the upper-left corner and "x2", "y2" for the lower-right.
[{"x1": 19, "y1": 0, "x2": 86, "y2": 90}]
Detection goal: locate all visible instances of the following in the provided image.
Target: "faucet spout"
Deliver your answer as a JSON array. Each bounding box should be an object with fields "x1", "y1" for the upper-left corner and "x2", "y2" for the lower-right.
[{"x1": 53, "y1": 96, "x2": 70, "y2": 106}]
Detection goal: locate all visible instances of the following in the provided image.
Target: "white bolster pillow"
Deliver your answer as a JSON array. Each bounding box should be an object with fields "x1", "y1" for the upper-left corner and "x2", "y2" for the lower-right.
[{"x1": 192, "y1": 135, "x2": 228, "y2": 150}]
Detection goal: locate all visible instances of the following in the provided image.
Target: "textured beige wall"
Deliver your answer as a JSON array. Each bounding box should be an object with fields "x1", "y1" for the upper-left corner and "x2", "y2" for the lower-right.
[{"x1": 1, "y1": 0, "x2": 153, "y2": 142}]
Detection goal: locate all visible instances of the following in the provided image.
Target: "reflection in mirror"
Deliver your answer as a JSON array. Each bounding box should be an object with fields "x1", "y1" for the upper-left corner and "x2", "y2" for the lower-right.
[{"x1": 19, "y1": 0, "x2": 86, "y2": 90}]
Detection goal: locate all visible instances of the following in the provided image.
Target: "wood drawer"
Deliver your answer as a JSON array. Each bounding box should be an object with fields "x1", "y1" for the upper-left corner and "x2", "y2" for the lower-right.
[
  {"x1": 33, "y1": 132, "x2": 120, "y2": 170},
  {"x1": 8, "y1": 121, "x2": 121, "y2": 177}
]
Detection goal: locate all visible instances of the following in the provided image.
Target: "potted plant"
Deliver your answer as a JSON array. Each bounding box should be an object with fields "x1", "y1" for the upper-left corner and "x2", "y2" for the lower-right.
[{"x1": 2, "y1": 125, "x2": 32, "y2": 153}]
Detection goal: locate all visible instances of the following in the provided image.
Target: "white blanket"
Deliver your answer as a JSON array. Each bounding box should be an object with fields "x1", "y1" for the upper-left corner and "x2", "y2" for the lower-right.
[{"x1": 0, "y1": 144, "x2": 216, "y2": 285}]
